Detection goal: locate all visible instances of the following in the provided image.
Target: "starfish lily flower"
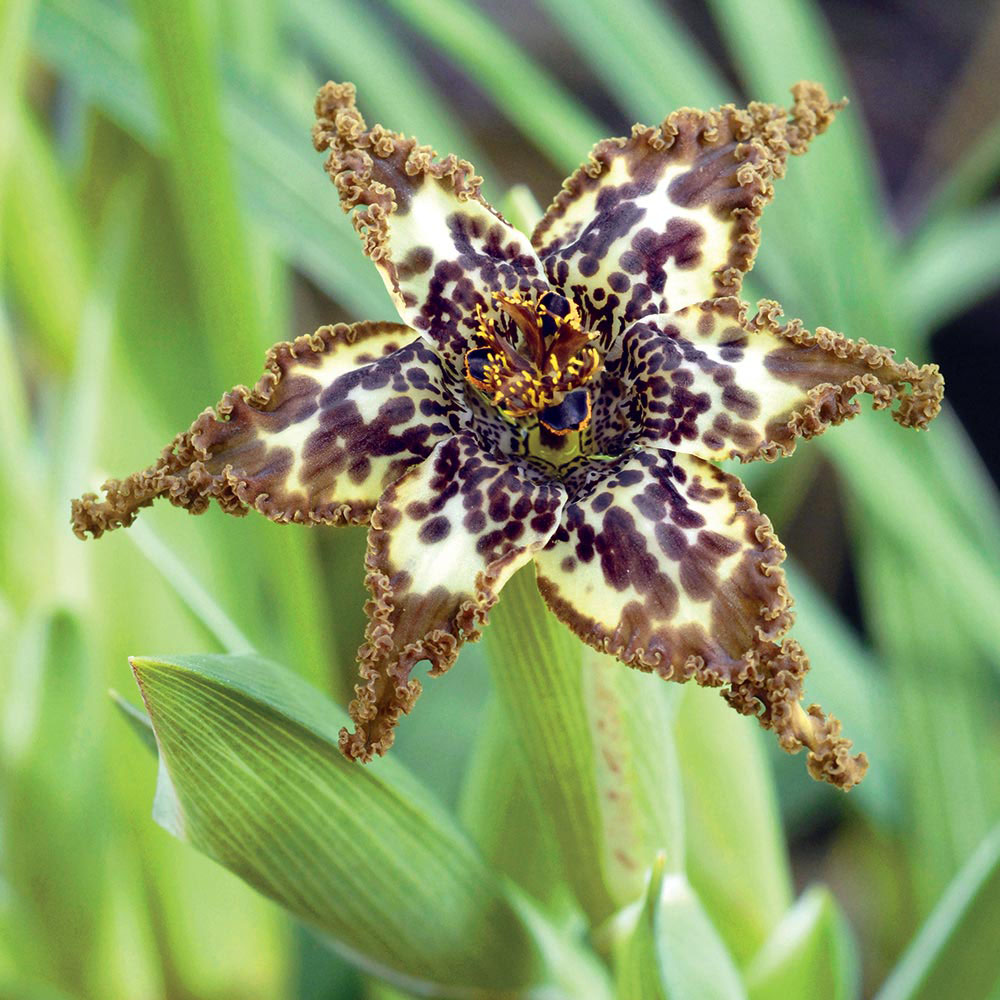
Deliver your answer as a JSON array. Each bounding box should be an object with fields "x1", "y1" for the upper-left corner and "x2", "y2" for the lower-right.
[{"x1": 72, "y1": 82, "x2": 943, "y2": 788}]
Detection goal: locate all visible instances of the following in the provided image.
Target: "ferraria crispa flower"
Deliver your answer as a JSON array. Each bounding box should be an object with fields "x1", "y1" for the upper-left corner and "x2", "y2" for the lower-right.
[{"x1": 73, "y1": 81, "x2": 943, "y2": 789}]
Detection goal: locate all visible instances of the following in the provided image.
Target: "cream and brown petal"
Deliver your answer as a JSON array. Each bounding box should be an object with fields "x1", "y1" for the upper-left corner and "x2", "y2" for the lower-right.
[
  {"x1": 71, "y1": 322, "x2": 465, "y2": 536},
  {"x1": 342, "y1": 433, "x2": 566, "y2": 761},
  {"x1": 612, "y1": 297, "x2": 943, "y2": 462},
  {"x1": 532, "y1": 82, "x2": 842, "y2": 351},
  {"x1": 313, "y1": 82, "x2": 549, "y2": 370},
  {"x1": 534, "y1": 447, "x2": 792, "y2": 677}
]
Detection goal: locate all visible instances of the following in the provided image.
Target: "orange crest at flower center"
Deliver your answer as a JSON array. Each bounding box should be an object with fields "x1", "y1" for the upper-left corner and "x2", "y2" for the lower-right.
[{"x1": 464, "y1": 290, "x2": 602, "y2": 434}]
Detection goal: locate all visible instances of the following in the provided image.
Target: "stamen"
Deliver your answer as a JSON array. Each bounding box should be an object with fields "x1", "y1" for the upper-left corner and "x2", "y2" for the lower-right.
[{"x1": 465, "y1": 290, "x2": 602, "y2": 423}]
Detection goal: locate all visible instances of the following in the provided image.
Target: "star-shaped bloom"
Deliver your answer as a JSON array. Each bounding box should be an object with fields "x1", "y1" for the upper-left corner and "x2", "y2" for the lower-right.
[{"x1": 73, "y1": 82, "x2": 943, "y2": 788}]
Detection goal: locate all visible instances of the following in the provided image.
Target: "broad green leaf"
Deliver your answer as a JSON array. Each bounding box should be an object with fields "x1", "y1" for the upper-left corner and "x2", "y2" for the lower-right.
[
  {"x1": 673, "y1": 686, "x2": 792, "y2": 966},
  {"x1": 874, "y1": 823, "x2": 1000, "y2": 1000},
  {"x1": 484, "y1": 566, "x2": 686, "y2": 925},
  {"x1": 745, "y1": 887, "x2": 858, "y2": 1000},
  {"x1": 130, "y1": 651, "x2": 577, "y2": 996},
  {"x1": 615, "y1": 856, "x2": 747, "y2": 1000},
  {"x1": 382, "y1": 0, "x2": 604, "y2": 173}
]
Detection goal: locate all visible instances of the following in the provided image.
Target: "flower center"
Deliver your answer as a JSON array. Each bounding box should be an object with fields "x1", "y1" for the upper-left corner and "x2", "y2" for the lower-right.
[{"x1": 464, "y1": 290, "x2": 601, "y2": 435}]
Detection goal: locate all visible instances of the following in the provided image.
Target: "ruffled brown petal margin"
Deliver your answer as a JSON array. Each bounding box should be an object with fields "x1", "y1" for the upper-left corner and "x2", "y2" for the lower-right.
[
  {"x1": 313, "y1": 82, "x2": 549, "y2": 369},
  {"x1": 612, "y1": 297, "x2": 943, "y2": 462},
  {"x1": 341, "y1": 433, "x2": 566, "y2": 760},
  {"x1": 533, "y1": 82, "x2": 842, "y2": 350},
  {"x1": 71, "y1": 322, "x2": 464, "y2": 537},
  {"x1": 725, "y1": 640, "x2": 868, "y2": 789},
  {"x1": 533, "y1": 447, "x2": 866, "y2": 789}
]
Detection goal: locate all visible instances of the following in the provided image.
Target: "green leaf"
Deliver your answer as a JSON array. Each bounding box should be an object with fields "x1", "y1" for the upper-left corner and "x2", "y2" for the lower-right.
[
  {"x1": 130, "y1": 651, "x2": 575, "y2": 996},
  {"x1": 855, "y1": 530, "x2": 1000, "y2": 915},
  {"x1": 917, "y1": 115, "x2": 1000, "y2": 226},
  {"x1": 706, "y1": 0, "x2": 891, "y2": 332},
  {"x1": 34, "y1": 0, "x2": 387, "y2": 316},
  {"x1": 382, "y1": 0, "x2": 605, "y2": 173},
  {"x1": 537, "y1": 0, "x2": 727, "y2": 119},
  {"x1": 615, "y1": 855, "x2": 747, "y2": 1000},
  {"x1": 898, "y1": 203, "x2": 1000, "y2": 337},
  {"x1": 458, "y1": 701, "x2": 576, "y2": 920},
  {"x1": 745, "y1": 887, "x2": 859, "y2": 1000},
  {"x1": 284, "y1": 0, "x2": 490, "y2": 173},
  {"x1": 128, "y1": 0, "x2": 268, "y2": 373},
  {"x1": 673, "y1": 686, "x2": 792, "y2": 966},
  {"x1": 874, "y1": 823, "x2": 1000, "y2": 1000},
  {"x1": 2, "y1": 105, "x2": 90, "y2": 366},
  {"x1": 782, "y1": 559, "x2": 898, "y2": 823},
  {"x1": 483, "y1": 566, "x2": 686, "y2": 925},
  {"x1": 109, "y1": 688, "x2": 158, "y2": 755}
]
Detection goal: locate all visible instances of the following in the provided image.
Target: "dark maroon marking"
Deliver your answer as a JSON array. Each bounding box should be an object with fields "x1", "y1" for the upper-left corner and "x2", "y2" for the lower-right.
[
  {"x1": 618, "y1": 219, "x2": 704, "y2": 295},
  {"x1": 721, "y1": 383, "x2": 760, "y2": 419},
  {"x1": 419, "y1": 516, "x2": 451, "y2": 543}
]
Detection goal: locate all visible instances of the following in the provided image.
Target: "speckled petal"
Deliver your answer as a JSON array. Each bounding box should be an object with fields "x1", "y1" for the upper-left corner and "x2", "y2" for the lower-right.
[
  {"x1": 535, "y1": 448, "x2": 792, "y2": 677},
  {"x1": 533, "y1": 82, "x2": 842, "y2": 350},
  {"x1": 612, "y1": 297, "x2": 943, "y2": 462},
  {"x1": 71, "y1": 323, "x2": 464, "y2": 537},
  {"x1": 340, "y1": 433, "x2": 567, "y2": 762},
  {"x1": 313, "y1": 82, "x2": 549, "y2": 368},
  {"x1": 535, "y1": 447, "x2": 866, "y2": 788}
]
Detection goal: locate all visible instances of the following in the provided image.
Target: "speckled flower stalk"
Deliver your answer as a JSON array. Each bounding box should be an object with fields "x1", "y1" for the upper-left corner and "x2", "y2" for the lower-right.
[{"x1": 72, "y1": 81, "x2": 943, "y2": 789}]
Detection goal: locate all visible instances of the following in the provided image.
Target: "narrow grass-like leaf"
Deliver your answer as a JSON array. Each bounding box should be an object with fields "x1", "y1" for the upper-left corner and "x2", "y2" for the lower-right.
[
  {"x1": 1, "y1": 609, "x2": 106, "y2": 997},
  {"x1": 0, "y1": 0, "x2": 36, "y2": 189},
  {"x1": 898, "y1": 203, "x2": 1000, "y2": 336},
  {"x1": 673, "y1": 686, "x2": 792, "y2": 966},
  {"x1": 286, "y1": 0, "x2": 488, "y2": 170},
  {"x1": 856, "y1": 529, "x2": 1000, "y2": 914},
  {"x1": 538, "y1": 0, "x2": 727, "y2": 119},
  {"x1": 109, "y1": 688, "x2": 158, "y2": 755},
  {"x1": 874, "y1": 823, "x2": 1000, "y2": 1000},
  {"x1": 35, "y1": 0, "x2": 387, "y2": 316},
  {"x1": 745, "y1": 887, "x2": 858, "y2": 1000},
  {"x1": 782, "y1": 559, "x2": 897, "y2": 821},
  {"x1": 706, "y1": 0, "x2": 890, "y2": 330},
  {"x1": 129, "y1": 0, "x2": 268, "y2": 372},
  {"x1": 827, "y1": 425, "x2": 1000, "y2": 669},
  {"x1": 484, "y1": 566, "x2": 685, "y2": 925},
  {"x1": 130, "y1": 651, "x2": 555, "y2": 996},
  {"x1": 3, "y1": 106, "x2": 89, "y2": 366},
  {"x1": 917, "y1": 116, "x2": 1000, "y2": 226},
  {"x1": 615, "y1": 856, "x2": 747, "y2": 1000},
  {"x1": 125, "y1": 520, "x2": 254, "y2": 655},
  {"x1": 381, "y1": 0, "x2": 604, "y2": 173}
]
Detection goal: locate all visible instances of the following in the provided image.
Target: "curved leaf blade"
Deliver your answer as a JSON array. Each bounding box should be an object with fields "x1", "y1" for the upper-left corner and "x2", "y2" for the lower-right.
[
  {"x1": 131, "y1": 652, "x2": 549, "y2": 996},
  {"x1": 745, "y1": 887, "x2": 859, "y2": 1000}
]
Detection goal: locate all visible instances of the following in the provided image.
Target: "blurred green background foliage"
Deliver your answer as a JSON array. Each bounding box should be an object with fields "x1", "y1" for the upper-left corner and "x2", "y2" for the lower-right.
[{"x1": 2, "y1": 0, "x2": 1000, "y2": 997}]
